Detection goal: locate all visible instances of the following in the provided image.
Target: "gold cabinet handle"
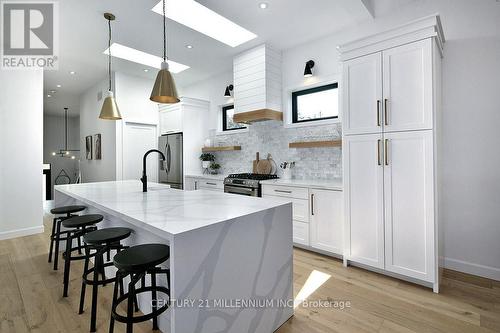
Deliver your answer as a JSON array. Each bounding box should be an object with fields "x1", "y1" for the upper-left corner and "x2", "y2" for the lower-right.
[
  {"x1": 377, "y1": 139, "x2": 382, "y2": 166},
  {"x1": 384, "y1": 99, "x2": 389, "y2": 126},
  {"x1": 377, "y1": 100, "x2": 381, "y2": 126},
  {"x1": 385, "y1": 139, "x2": 389, "y2": 166}
]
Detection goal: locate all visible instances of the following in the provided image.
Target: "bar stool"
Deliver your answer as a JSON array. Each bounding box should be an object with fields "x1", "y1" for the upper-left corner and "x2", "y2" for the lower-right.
[
  {"x1": 79, "y1": 227, "x2": 133, "y2": 332},
  {"x1": 109, "y1": 244, "x2": 170, "y2": 333},
  {"x1": 49, "y1": 205, "x2": 87, "y2": 270},
  {"x1": 61, "y1": 214, "x2": 103, "y2": 297}
]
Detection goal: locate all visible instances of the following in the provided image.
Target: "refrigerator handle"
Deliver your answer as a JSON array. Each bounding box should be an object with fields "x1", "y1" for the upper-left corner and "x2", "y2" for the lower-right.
[{"x1": 166, "y1": 143, "x2": 172, "y2": 173}]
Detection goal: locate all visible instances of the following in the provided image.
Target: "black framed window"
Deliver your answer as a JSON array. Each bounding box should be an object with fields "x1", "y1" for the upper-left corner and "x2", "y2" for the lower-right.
[
  {"x1": 222, "y1": 105, "x2": 246, "y2": 131},
  {"x1": 292, "y1": 83, "x2": 339, "y2": 123}
]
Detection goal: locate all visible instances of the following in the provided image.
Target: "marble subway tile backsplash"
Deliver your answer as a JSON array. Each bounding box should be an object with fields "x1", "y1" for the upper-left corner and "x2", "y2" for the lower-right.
[{"x1": 212, "y1": 121, "x2": 342, "y2": 179}]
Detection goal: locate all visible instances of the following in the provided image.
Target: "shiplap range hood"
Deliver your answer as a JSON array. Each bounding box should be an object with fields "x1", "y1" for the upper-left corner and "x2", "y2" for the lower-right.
[{"x1": 233, "y1": 44, "x2": 283, "y2": 124}]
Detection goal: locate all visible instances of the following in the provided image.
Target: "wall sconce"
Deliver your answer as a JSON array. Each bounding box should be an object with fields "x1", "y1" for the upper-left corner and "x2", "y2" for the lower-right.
[
  {"x1": 304, "y1": 60, "x2": 315, "y2": 77},
  {"x1": 224, "y1": 84, "x2": 234, "y2": 97}
]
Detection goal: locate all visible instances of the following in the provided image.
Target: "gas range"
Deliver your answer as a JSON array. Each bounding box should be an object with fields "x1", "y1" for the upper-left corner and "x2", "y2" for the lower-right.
[{"x1": 224, "y1": 173, "x2": 278, "y2": 197}]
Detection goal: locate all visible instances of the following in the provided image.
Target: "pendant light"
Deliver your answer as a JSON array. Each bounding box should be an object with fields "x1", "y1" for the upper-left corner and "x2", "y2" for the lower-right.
[
  {"x1": 99, "y1": 13, "x2": 122, "y2": 120},
  {"x1": 52, "y1": 107, "x2": 80, "y2": 158},
  {"x1": 150, "y1": 0, "x2": 180, "y2": 104}
]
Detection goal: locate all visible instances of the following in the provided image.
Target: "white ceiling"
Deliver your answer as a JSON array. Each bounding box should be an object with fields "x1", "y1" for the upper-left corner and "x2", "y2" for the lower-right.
[{"x1": 44, "y1": 0, "x2": 384, "y2": 116}]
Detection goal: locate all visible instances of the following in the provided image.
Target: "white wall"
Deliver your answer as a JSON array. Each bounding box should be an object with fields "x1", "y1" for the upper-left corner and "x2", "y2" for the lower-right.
[
  {"x1": 43, "y1": 114, "x2": 80, "y2": 195},
  {"x1": 79, "y1": 78, "x2": 117, "y2": 182},
  {"x1": 179, "y1": 0, "x2": 500, "y2": 280},
  {"x1": 0, "y1": 69, "x2": 44, "y2": 239}
]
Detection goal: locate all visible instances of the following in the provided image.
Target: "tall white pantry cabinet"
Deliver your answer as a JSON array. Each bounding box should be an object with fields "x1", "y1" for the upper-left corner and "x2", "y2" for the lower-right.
[{"x1": 339, "y1": 15, "x2": 444, "y2": 292}]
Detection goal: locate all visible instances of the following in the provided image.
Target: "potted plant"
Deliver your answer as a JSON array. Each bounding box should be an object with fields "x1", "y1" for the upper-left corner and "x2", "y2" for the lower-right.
[
  {"x1": 209, "y1": 162, "x2": 221, "y2": 174},
  {"x1": 199, "y1": 153, "x2": 215, "y2": 169}
]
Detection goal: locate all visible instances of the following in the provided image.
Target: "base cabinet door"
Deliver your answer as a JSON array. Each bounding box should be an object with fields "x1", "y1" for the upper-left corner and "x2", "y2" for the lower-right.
[
  {"x1": 383, "y1": 131, "x2": 435, "y2": 282},
  {"x1": 310, "y1": 189, "x2": 343, "y2": 254},
  {"x1": 343, "y1": 134, "x2": 385, "y2": 269},
  {"x1": 293, "y1": 221, "x2": 309, "y2": 246}
]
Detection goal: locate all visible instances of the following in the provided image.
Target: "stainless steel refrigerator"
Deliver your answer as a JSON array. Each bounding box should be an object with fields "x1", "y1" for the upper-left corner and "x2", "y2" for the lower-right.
[{"x1": 158, "y1": 133, "x2": 183, "y2": 189}]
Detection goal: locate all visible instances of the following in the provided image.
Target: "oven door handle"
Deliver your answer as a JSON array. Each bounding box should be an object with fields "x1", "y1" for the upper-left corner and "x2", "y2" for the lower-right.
[{"x1": 224, "y1": 185, "x2": 258, "y2": 196}]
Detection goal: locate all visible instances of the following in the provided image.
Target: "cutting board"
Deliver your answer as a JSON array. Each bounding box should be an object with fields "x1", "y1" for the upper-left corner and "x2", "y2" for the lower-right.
[
  {"x1": 256, "y1": 154, "x2": 273, "y2": 174},
  {"x1": 252, "y1": 152, "x2": 260, "y2": 173}
]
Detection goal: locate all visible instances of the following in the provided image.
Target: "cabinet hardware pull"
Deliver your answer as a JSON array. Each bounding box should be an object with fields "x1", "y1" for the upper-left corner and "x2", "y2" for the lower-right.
[
  {"x1": 377, "y1": 139, "x2": 382, "y2": 166},
  {"x1": 311, "y1": 194, "x2": 315, "y2": 215},
  {"x1": 274, "y1": 189, "x2": 292, "y2": 194},
  {"x1": 377, "y1": 100, "x2": 381, "y2": 126},
  {"x1": 384, "y1": 99, "x2": 389, "y2": 126},
  {"x1": 206, "y1": 182, "x2": 217, "y2": 186},
  {"x1": 385, "y1": 139, "x2": 389, "y2": 166}
]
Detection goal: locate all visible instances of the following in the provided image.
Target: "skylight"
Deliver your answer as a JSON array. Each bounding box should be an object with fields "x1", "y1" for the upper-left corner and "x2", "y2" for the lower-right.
[
  {"x1": 151, "y1": 0, "x2": 257, "y2": 47},
  {"x1": 103, "y1": 43, "x2": 190, "y2": 74}
]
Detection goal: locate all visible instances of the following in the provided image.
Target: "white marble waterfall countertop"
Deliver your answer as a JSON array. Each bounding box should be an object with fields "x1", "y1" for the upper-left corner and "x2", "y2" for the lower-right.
[{"x1": 55, "y1": 180, "x2": 289, "y2": 236}]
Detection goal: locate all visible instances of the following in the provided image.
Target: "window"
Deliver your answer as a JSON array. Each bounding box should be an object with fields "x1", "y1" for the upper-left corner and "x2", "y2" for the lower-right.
[
  {"x1": 292, "y1": 83, "x2": 339, "y2": 123},
  {"x1": 222, "y1": 105, "x2": 246, "y2": 131}
]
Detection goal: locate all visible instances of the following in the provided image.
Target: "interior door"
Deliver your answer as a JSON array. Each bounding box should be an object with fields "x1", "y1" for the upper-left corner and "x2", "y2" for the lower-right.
[
  {"x1": 383, "y1": 130, "x2": 435, "y2": 282},
  {"x1": 123, "y1": 123, "x2": 158, "y2": 182},
  {"x1": 343, "y1": 134, "x2": 385, "y2": 269},
  {"x1": 310, "y1": 189, "x2": 343, "y2": 255},
  {"x1": 382, "y1": 39, "x2": 433, "y2": 132},
  {"x1": 342, "y1": 52, "x2": 383, "y2": 135}
]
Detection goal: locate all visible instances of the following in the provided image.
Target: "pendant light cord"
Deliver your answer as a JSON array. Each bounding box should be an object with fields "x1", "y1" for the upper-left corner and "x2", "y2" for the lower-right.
[
  {"x1": 64, "y1": 108, "x2": 68, "y2": 151},
  {"x1": 108, "y1": 18, "x2": 112, "y2": 92},
  {"x1": 163, "y1": 0, "x2": 167, "y2": 62}
]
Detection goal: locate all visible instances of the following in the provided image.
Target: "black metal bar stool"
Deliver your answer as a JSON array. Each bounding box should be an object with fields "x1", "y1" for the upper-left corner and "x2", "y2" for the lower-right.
[
  {"x1": 109, "y1": 244, "x2": 170, "y2": 333},
  {"x1": 79, "y1": 227, "x2": 133, "y2": 332},
  {"x1": 49, "y1": 205, "x2": 87, "y2": 270},
  {"x1": 61, "y1": 214, "x2": 103, "y2": 297}
]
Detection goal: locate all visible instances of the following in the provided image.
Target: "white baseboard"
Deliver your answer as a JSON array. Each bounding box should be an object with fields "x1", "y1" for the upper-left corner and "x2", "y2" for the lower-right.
[
  {"x1": 443, "y1": 257, "x2": 500, "y2": 281},
  {"x1": 0, "y1": 225, "x2": 45, "y2": 240}
]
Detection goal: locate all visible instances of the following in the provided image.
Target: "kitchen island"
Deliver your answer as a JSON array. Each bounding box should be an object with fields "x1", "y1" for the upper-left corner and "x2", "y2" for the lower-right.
[{"x1": 55, "y1": 180, "x2": 293, "y2": 333}]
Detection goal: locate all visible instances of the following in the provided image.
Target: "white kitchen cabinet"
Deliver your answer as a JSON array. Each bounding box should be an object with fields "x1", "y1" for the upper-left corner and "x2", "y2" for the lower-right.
[
  {"x1": 262, "y1": 183, "x2": 343, "y2": 255},
  {"x1": 339, "y1": 15, "x2": 443, "y2": 291},
  {"x1": 343, "y1": 134, "x2": 385, "y2": 269},
  {"x1": 383, "y1": 39, "x2": 433, "y2": 132},
  {"x1": 159, "y1": 105, "x2": 182, "y2": 135},
  {"x1": 342, "y1": 52, "x2": 383, "y2": 135},
  {"x1": 383, "y1": 131, "x2": 435, "y2": 281},
  {"x1": 310, "y1": 189, "x2": 343, "y2": 254}
]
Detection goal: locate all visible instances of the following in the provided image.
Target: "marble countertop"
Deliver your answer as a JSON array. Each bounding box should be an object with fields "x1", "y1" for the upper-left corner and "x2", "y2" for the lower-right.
[
  {"x1": 260, "y1": 178, "x2": 343, "y2": 190},
  {"x1": 55, "y1": 180, "x2": 289, "y2": 236},
  {"x1": 185, "y1": 174, "x2": 226, "y2": 181}
]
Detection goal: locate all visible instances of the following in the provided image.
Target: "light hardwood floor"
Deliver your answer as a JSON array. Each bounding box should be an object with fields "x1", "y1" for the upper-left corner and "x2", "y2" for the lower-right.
[{"x1": 1, "y1": 215, "x2": 499, "y2": 333}]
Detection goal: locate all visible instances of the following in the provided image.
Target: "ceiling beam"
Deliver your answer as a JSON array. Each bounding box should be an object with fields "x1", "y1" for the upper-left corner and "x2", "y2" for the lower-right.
[
  {"x1": 360, "y1": 0, "x2": 375, "y2": 18},
  {"x1": 339, "y1": 0, "x2": 375, "y2": 19}
]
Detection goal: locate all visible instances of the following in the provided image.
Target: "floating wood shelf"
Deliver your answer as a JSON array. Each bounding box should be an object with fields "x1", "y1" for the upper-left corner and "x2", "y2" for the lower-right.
[
  {"x1": 289, "y1": 140, "x2": 342, "y2": 149},
  {"x1": 202, "y1": 146, "x2": 242, "y2": 152},
  {"x1": 233, "y1": 109, "x2": 283, "y2": 124}
]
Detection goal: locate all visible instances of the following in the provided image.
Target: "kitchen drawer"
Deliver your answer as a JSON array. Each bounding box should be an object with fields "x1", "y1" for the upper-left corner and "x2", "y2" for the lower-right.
[
  {"x1": 196, "y1": 179, "x2": 223, "y2": 190},
  {"x1": 262, "y1": 185, "x2": 309, "y2": 200},
  {"x1": 263, "y1": 195, "x2": 309, "y2": 223},
  {"x1": 293, "y1": 221, "x2": 309, "y2": 246}
]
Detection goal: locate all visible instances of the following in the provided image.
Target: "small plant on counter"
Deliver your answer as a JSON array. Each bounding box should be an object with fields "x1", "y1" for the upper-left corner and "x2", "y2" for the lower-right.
[
  {"x1": 200, "y1": 153, "x2": 215, "y2": 170},
  {"x1": 209, "y1": 162, "x2": 221, "y2": 174}
]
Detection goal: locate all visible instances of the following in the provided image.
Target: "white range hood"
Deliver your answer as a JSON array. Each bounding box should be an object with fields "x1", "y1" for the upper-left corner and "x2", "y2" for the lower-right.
[{"x1": 233, "y1": 44, "x2": 283, "y2": 124}]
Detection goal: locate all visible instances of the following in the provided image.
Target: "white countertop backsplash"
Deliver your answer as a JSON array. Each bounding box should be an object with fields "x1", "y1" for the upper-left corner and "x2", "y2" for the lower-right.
[{"x1": 209, "y1": 120, "x2": 342, "y2": 179}]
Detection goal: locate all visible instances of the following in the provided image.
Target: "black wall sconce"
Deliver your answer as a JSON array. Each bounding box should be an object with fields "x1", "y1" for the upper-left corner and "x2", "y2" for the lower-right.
[
  {"x1": 224, "y1": 84, "x2": 234, "y2": 97},
  {"x1": 304, "y1": 60, "x2": 315, "y2": 77}
]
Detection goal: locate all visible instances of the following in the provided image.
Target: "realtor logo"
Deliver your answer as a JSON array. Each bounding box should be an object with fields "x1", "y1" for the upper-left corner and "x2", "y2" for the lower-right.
[{"x1": 1, "y1": 1, "x2": 59, "y2": 69}]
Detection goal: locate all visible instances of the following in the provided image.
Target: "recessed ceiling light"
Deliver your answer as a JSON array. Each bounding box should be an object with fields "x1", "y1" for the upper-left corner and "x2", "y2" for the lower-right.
[
  {"x1": 47, "y1": 94, "x2": 52, "y2": 98},
  {"x1": 49, "y1": 89, "x2": 56, "y2": 94},
  {"x1": 143, "y1": 69, "x2": 149, "y2": 72},
  {"x1": 152, "y1": 0, "x2": 257, "y2": 47},
  {"x1": 69, "y1": 71, "x2": 76, "y2": 75},
  {"x1": 103, "y1": 43, "x2": 189, "y2": 74},
  {"x1": 56, "y1": 84, "x2": 62, "y2": 88},
  {"x1": 259, "y1": 2, "x2": 268, "y2": 9},
  {"x1": 185, "y1": 44, "x2": 193, "y2": 49}
]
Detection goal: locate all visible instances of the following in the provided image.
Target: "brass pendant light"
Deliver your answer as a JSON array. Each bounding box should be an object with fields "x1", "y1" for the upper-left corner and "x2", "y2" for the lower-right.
[
  {"x1": 150, "y1": 0, "x2": 179, "y2": 104},
  {"x1": 99, "y1": 13, "x2": 122, "y2": 120}
]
